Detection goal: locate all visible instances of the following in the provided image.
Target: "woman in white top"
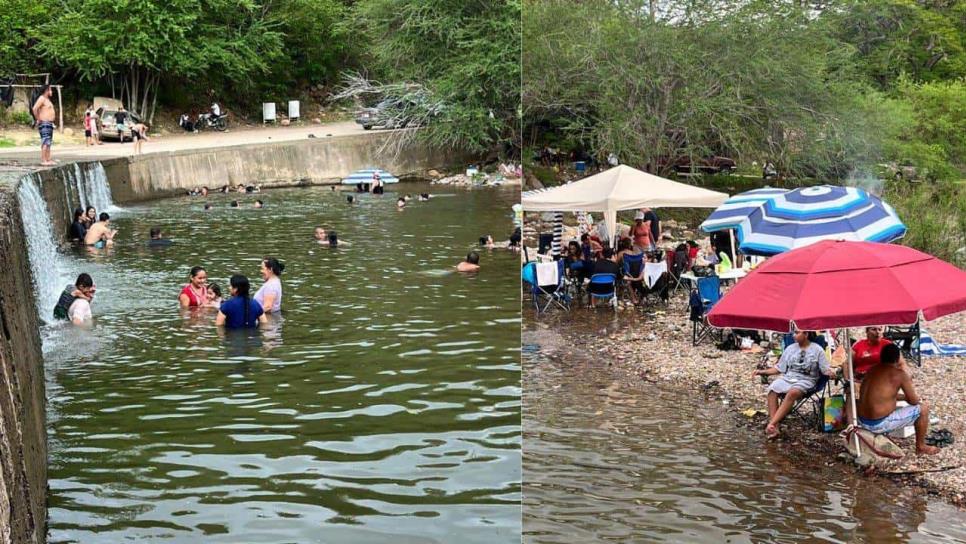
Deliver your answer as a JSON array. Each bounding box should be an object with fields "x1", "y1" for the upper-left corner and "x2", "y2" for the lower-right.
[{"x1": 253, "y1": 257, "x2": 284, "y2": 314}]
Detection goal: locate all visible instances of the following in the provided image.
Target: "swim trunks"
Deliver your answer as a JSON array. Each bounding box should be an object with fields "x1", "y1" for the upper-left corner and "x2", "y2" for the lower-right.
[
  {"x1": 93, "y1": 240, "x2": 105, "y2": 249},
  {"x1": 859, "y1": 404, "x2": 921, "y2": 434},
  {"x1": 38, "y1": 121, "x2": 54, "y2": 147}
]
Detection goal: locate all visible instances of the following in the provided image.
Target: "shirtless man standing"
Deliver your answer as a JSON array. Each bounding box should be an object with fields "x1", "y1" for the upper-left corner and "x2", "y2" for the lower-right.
[
  {"x1": 84, "y1": 212, "x2": 117, "y2": 248},
  {"x1": 31, "y1": 85, "x2": 56, "y2": 165},
  {"x1": 857, "y1": 343, "x2": 939, "y2": 455}
]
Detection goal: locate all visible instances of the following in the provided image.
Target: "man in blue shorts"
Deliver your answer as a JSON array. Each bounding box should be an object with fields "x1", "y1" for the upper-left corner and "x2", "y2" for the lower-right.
[
  {"x1": 31, "y1": 85, "x2": 56, "y2": 165},
  {"x1": 857, "y1": 343, "x2": 939, "y2": 455}
]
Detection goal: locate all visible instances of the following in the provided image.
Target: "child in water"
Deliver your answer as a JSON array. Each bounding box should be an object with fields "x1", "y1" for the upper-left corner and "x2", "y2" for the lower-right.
[{"x1": 205, "y1": 282, "x2": 223, "y2": 308}]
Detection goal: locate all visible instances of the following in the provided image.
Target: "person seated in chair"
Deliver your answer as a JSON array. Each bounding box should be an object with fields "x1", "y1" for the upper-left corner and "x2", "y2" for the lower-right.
[
  {"x1": 616, "y1": 238, "x2": 645, "y2": 305},
  {"x1": 857, "y1": 344, "x2": 938, "y2": 455},
  {"x1": 752, "y1": 329, "x2": 834, "y2": 438},
  {"x1": 846, "y1": 326, "x2": 904, "y2": 383},
  {"x1": 588, "y1": 247, "x2": 620, "y2": 308}
]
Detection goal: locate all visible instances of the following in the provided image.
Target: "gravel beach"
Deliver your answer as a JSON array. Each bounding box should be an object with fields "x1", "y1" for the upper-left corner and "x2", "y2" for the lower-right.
[{"x1": 525, "y1": 290, "x2": 966, "y2": 508}]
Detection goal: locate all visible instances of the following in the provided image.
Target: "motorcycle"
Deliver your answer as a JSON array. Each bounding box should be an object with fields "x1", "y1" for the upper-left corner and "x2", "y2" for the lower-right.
[{"x1": 195, "y1": 112, "x2": 229, "y2": 132}]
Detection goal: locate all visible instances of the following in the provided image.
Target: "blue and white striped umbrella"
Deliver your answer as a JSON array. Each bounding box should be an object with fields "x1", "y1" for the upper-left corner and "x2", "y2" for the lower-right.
[
  {"x1": 341, "y1": 168, "x2": 400, "y2": 185},
  {"x1": 699, "y1": 187, "x2": 787, "y2": 232},
  {"x1": 733, "y1": 185, "x2": 906, "y2": 256}
]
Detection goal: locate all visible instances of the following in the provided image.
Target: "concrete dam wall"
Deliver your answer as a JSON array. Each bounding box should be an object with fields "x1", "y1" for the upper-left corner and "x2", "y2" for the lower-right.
[
  {"x1": 0, "y1": 171, "x2": 47, "y2": 544},
  {"x1": 106, "y1": 133, "x2": 471, "y2": 203}
]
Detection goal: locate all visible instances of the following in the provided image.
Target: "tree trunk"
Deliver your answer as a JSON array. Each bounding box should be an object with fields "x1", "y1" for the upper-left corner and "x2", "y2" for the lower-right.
[{"x1": 149, "y1": 74, "x2": 159, "y2": 125}]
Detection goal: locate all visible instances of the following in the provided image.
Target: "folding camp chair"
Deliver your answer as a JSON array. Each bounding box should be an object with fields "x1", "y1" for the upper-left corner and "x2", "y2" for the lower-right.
[
  {"x1": 884, "y1": 323, "x2": 921, "y2": 367},
  {"x1": 776, "y1": 333, "x2": 833, "y2": 430},
  {"x1": 621, "y1": 253, "x2": 645, "y2": 306},
  {"x1": 523, "y1": 260, "x2": 569, "y2": 313},
  {"x1": 665, "y1": 249, "x2": 688, "y2": 294},
  {"x1": 689, "y1": 275, "x2": 722, "y2": 345},
  {"x1": 588, "y1": 273, "x2": 618, "y2": 310}
]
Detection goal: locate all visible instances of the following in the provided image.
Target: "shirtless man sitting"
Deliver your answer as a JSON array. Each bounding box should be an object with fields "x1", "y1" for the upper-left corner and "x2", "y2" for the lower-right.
[
  {"x1": 84, "y1": 212, "x2": 117, "y2": 248},
  {"x1": 857, "y1": 343, "x2": 939, "y2": 455}
]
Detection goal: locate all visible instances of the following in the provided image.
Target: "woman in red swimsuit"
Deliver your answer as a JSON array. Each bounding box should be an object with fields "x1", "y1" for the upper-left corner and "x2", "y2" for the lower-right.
[{"x1": 178, "y1": 266, "x2": 209, "y2": 308}]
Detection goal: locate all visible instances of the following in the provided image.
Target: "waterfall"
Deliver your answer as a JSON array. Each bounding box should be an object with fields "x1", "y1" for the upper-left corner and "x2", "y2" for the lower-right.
[
  {"x1": 17, "y1": 175, "x2": 70, "y2": 322},
  {"x1": 83, "y1": 162, "x2": 117, "y2": 213},
  {"x1": 60, "y1": 162, "x2": 117, "y2": 216}
]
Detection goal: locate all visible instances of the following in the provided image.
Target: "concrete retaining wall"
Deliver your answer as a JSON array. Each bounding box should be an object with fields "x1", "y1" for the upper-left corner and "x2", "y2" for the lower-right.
[
  {"x1": 108, "y1": 133, "x2": 472, "y2": 203},
  {"x1": 0, "y1": 173, "x2": 47, "y2": 544}
]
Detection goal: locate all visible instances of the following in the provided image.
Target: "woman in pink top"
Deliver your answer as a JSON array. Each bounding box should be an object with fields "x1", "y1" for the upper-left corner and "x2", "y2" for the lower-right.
[
  {"x1": 631, "y1": 212, "x2": 652, "y2": 250},
  {"x1": 178, "y1": 266, "x2": 209, "y2": 308}
]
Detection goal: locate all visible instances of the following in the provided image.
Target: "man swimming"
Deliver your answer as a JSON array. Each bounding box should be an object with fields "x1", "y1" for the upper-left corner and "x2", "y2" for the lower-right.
[{"x1": 457, "y1": 251, "x2": 481, "y2": 272}]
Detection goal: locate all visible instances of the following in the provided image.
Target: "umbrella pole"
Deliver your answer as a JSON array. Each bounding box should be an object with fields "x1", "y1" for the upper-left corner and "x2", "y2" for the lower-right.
[
  {"x1": 729, "y1": 229, "x2": 737, "y2": 264},
  {"x1": 846, "y1": 328, "x2": 861, "y2": 457}
]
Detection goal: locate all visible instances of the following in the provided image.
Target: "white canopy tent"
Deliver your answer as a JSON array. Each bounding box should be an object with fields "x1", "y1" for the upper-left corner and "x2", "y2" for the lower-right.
[{"x1": 522, "y1": 165, "x2": 730, "y2": 246}]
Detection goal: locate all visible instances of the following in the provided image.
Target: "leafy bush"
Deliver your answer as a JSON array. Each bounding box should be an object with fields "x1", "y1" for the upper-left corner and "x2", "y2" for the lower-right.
[
  {"x1": 8, "y1": 110, "x2": 33, "y2": 126},
  {"x1": 885, "y1": 179, "x2": 966, "y2": 267}
]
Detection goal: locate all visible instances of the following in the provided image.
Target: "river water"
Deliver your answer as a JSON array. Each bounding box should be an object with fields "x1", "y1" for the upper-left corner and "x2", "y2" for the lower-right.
[
  {"x1": 42, "y1": 184, "x2": 521, "y2": 543},
  {"x1": 523, "y1": 327, "x2": 966, "y2": 543}
]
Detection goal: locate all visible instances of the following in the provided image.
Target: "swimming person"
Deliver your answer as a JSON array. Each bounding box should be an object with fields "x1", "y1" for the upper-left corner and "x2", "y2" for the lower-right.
[
  {"x1": 253, "y1": 257, "x2": 284, "y2": 314},
  {"x1": 69, "y1": 208, "x2": 87, "y2": 242},
  {"x1": 53, "y1": 273, "x2": 95, "y2": 325},
  {"x1": 205, "y1": 282, "x2": 223, "y2": 308},
  {"x1": 179, "y1": 266, "x2": 209, "y2": 308},
  {"x1": 457, "y1": 251, "x2": 481, "y2": 272},
  {"x1": 254, "y1": 200, "x2": 264, "y2": 209},
  {"x1": 397, "y1": 197, "x2": 406, "y2": 209},
  {"x1": 84, "y1": 206, "x2": 97, "y2": 227},
  {"x1": 148, "y1": 227, "x2": 173, "y2": 247},
  {"x1": 347, "y1": 195, "x2": 355, "y2": 204},
  {"x1": 216, "y1": 274, "x2": 266, "y2": 328},
  {"x1": 230, "y1": 200, "x2": 239, "y2": 208},
  {"x1": 315, "y1": 228, "x2": 349, "y2": 247},
  {"x1": 84, "y1": 212, "x2": 116, "y2": 248}
]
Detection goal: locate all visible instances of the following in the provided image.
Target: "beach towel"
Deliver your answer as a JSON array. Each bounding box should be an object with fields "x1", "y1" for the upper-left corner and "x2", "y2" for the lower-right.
[
  {"x1": 535, "y1": 261, "x2": 558, "y2": 287},
  {"x1": 644, "y1": 261, "x2": 667, "y2": 289},
  {"x1": 919, "y1": 329, "x2": 966, "y2": 357}
]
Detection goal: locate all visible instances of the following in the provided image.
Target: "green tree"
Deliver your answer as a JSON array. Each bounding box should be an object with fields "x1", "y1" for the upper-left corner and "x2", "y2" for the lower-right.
[
  {"x1": 351, "y1": 0, "x2": 521, "y2": 155},
  {"x1": 830, "y1": 0, "x2": 966, "y2": 89},
  {"x1": 32, "y1": 0, "x2": 283, "y2": 122}
]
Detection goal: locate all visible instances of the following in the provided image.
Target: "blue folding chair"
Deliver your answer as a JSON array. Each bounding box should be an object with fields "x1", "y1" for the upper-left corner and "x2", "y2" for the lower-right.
[
  {"x1": 588, "y1": 273, "x2": 618, "y2": 309},
  {"x1": 523, "y1": 260, "x2": 569, "y2": 313},
  {"x1": 621, "y1": 253, "x2": 645, "y2": 305},
  {"x1": 689, "y1": 275, "x2": 722, "y2": 345}
]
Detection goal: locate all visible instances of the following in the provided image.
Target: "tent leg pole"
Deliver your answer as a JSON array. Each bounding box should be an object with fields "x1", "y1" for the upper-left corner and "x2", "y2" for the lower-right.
[
  {"x1": 729, "y1": 229, "x2": 736, "y2": 263},
  {"x1": 846, "y1": 329, "x2": 861, "y2": 457}
]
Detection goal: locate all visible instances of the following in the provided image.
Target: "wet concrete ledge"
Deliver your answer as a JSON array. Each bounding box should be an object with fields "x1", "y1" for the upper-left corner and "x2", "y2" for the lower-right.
[{"x1": 0, "y1": 170, "x2": 47, "y2": 544}]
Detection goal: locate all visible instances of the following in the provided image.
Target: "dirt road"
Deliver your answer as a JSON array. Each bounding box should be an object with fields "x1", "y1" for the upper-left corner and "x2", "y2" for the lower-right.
[{"x1": 0, "y1": 121, "x2": 374, "y2": 163}]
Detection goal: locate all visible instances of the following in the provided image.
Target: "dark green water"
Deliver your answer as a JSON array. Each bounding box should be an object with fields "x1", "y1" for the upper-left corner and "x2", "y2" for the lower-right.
[{"x1": 43, "y1": 184, "x2": 521, "y2": 543}]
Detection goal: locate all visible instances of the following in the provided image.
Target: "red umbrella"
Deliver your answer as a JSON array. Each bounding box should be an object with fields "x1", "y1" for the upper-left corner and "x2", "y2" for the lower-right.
[
  {"x1": 706, "y1": 240, "x2": 966, "y2": 457},
  {"x1": 708, "y1": 240, "x2": 966, "y2": 332}
]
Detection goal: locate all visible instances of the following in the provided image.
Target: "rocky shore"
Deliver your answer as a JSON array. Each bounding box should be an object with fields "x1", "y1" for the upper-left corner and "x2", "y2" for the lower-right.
[{"x1": 525, "y1": 294, "x2": 966, "y2": 508}]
